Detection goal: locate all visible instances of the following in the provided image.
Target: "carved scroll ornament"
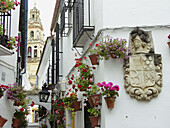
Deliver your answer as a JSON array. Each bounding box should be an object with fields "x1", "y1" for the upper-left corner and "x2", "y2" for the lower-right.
[{"x1": 124, "y1": 29, "x2": 162, "y2": 101}]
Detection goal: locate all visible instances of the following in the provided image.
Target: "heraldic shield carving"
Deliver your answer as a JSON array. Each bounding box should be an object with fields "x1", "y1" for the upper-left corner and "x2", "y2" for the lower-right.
[{"x1": 124, "y1": 28, "x2": 162, "y2": 100}]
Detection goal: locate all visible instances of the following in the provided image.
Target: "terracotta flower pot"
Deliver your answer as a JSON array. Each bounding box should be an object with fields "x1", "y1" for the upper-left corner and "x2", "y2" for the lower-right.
[
  {"x1": 90, "y1": 94, "x2": 101, "y2": 107},
  {"x1": 88, "y1": 97, "x2": 94, "y2": 108},
  {"x1": 70, "y1": 101, "x2": 81, "y2": 111},
  {"x1": 14, "y1": 100, "x2": 20, "y2": 106},
  {"x1": 80, "y1": 88, "x2": 86, "y2": 91},
  {"x1": 168, "y1": 42, "x2": 170, "y2": 48},
  {"x1": 89, "y1": 116, "x2": 99, "y2": 127},
  {"x1": 59, "y1": 111, "x2": 64, "y2": 117},
  {"x1": 104, "y1": 97, "x2": 116, "y2": 109},
  {"x1": 89, "y1": 55, "x2": 99, "y2": 65},
  {"x1": 12, "y1": 118, "x2": 20, "y2": 128},
  {"x1": 0, "y1": 116, "x2": 8, "y2": 127}
]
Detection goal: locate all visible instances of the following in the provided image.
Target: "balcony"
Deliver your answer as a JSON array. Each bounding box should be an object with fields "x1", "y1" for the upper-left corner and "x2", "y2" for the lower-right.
[
  {"x1": 0, "y1": 11, "x2": 13, "y2": 56},
  {"x1": 73, "y1": 0, "x2": 94, "y2": 47}
]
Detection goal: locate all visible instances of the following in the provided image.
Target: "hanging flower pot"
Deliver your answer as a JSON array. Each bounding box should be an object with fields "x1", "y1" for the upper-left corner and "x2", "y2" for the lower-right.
[
  {"x1": 12, "y1": 118, "x2": 20, "y2": 128},
  {"x1": 70, "y1": 101, "x2": 81, "y2": 111},
  {"x1": 0, "y1": 116, "x2": 8, "y2": 127},
  {"x1": 88, "y1": 97, "x2": 94, "y2": 108},
  {"x1": 90, "y1": 94, "x2": 101, "y2": 107},
  {"x1": 89, "y1": 116, "x2": 99, "y2": 127},
  {"x1": 59, "y1": 111, "x2": 64, "y2": 117},
  {"x1": 14, "y1": 100, "x2": 20, "y2": 106},
  {"x1": 104, "y1": 97, "x2": 116, "y2": 109},
  {"x1": 89, "y1": 55, "x2": 99, "y2": 65}
]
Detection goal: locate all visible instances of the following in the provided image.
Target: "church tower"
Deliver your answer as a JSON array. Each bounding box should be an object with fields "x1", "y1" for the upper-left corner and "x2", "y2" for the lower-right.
[{"x1": 27, "y1": 5, "x2": 44, "y2": 88}]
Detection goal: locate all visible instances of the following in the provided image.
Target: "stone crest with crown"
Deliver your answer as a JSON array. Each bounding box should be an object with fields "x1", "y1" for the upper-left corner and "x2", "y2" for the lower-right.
[{"x1": 124, "y1": 28, "x2": 162, "y2": 101}]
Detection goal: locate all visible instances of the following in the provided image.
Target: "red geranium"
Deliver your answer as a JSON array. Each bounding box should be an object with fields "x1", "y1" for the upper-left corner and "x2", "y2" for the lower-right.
[{"x1": 68, "y1": 80, "x2": 72, "y2": 85}]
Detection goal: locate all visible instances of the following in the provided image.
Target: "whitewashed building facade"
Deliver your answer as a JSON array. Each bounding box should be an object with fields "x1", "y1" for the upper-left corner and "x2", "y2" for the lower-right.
[{"x1": 37, "y1": 0, "x2": 170, "y2": 128}]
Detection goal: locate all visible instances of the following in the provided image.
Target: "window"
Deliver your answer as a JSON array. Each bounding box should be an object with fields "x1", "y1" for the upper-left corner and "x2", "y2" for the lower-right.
[
  {"x1": 34, "y1": 46, "x2": 37, "y2": 48},
  {"x1": 34, "y1": 49, "x2": 37, "y2": 57},
  {"x1": 30, "y1": 31, "x2": 34, "y2": 39},
  {"x1": 28, "y1": 47, "x2": 32, "y2": 58},
  {"x1": 32, "y1": 14, "x2": 34, "y2": 19}
]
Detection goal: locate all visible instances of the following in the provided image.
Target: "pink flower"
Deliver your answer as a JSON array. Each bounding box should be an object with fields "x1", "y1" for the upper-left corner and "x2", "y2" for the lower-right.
[
  {"x1": 2, "y1": 1, "x2": 5, "y2": 4},
  {"x1": 83, "y1": 103, "x2": 87, "y2": 106},
  {"x1": 62, "y1": 117, "x2": 65, "y2": 120},
  {"x1": 114, "y1": 85, "x2": 119, "y2": 91},
  {"x1": 57, "y1": 120, "x2": 60, "y2": 124},
  {"x1": 55, "y1": 110, "x2": 59, "y2": 114}
]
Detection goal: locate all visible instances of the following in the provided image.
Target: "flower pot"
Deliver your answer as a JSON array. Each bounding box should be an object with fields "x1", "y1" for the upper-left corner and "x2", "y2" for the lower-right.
[
  {"x1": 0, "y1": 116, "x2": 8, "y2": 127},
  {"x1": 89, "y1": 116, "x2": 99, "y2": 127},
  {"x1": 104, "y1": 97, "x2": 116, "y2": 109},
  {"x1": 70, "y1": 101, "x2": 81, "y2": 111},
  {"x1": 59, "y1": 111, "x2": 64, "y2": 117},
  {"x1": 168, "y1": 42, "x2": 170, "y2": 48},
  {"x1": 14, "y1": 100, "x2": 20, "y2": 106},
  {"x1": 80, "y1": 89, "x2": 86, "y2": 91},
  {"x1": 12, "y1": 118, "x2": 20, "y2": 128},
  {"x1": 89, "y1": 55, "x2": 99, "y2": 65},
  {"x1": 90, "y1": 94, "x2": 100, "y2": 107},
  {"x1": 88, "y1": 97, "x2": 94, "y2": 108}
]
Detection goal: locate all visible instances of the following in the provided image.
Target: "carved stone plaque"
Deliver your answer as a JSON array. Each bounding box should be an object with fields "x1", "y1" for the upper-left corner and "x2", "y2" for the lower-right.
[{"x1": 124, "y1": 29, "x2": 162, "y2": 100}]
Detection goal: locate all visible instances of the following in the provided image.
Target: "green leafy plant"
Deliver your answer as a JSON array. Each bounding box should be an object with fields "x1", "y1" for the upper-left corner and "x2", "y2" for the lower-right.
[
  {"x1": 68, "y1": 57, "x2": 95, "y2": 91},
  {"x1": 48, "y1": 114, "x2": 54, "y2": 122},
  {"x1": 87, "y1": 108, "x2": 101, "y2": 116},
  {"x1": 0, "y1": 0, "x2": 20, "y2": 13},
  {"x1": 85, "y1": 85, "x2": 100, "y2": 97},
  {"x1": 41, "y1": 123, "x2": 47, "y2": 128},
  {"x1": 63, "y1": 92, "x2": 78, "y2": 107},
  {"x1": 89, "y1": 36, "x2": 129, "y2": 61}
]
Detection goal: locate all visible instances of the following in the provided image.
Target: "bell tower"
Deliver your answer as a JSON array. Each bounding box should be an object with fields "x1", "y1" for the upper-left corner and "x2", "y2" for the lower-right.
[{"x1": 27, "y1": 4, "x2": 45, "y2": 88}]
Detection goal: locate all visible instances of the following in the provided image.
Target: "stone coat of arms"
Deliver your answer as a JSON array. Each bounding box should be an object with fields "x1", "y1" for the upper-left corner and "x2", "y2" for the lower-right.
[{"x1": 124, "y1": 29, "x2": 162, "y2": 100}]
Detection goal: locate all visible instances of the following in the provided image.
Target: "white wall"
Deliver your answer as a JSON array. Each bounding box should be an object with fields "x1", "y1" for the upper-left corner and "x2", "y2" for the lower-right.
[
  {"x1": 102, "y1": 0, "x2": 170, "y2": 28},
  {"x1": 62, "y1": 26, "x2": 170, "y2": 128},
  {"x1": 0, "y1": 5, "x2": 21, "y2": 128}
]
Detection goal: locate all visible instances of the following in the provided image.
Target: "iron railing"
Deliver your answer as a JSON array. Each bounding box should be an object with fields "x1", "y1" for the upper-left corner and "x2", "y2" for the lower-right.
[
  {"x1": 0, "y1": 11, "x2": 11, "y2": 49},
  {"x1": 73, "y1": 0, "x2": 84, "y2": 43}
]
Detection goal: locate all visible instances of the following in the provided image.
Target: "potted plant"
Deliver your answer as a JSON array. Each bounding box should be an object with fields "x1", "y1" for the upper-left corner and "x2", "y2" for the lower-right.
[
  {"x1": 6, "y1": 83, "x2": 26, "y2": 106},
  {"x1": 85, "y1": 85, "x2": 101, "y2": 107},
  {"x1": 167, "y1": 34, "x2": 170, "y2": 48},
  {"x1": 97, "y1": 82, "x2": 119, "y2": 109},
  {"x1": 48, "y1": 114, "x2": 54, "y2": 127},
  {"x1": 89, "y1": 36, "x2": 129, "y2": 61},
  {"x1": 68, "y1": 56, "x2": 95, "y2": 91},
  {"x1": 0, "y1": 115, "x2": 8, "y2": 127},
  {"x1": 53, "y1": 100, "x2": 65, "y2": 118},
  {"x1": 0, "y1": 84, "x2": 9, "y2": 98},
  {"x1": 41, "y1": 123, "x2": 48, "y2": 128},
  {"x1": 63, "y1": 91, "x2": 81, "y2": 112},
  {"x1": 13, "y1": 107, "x2": 28, "y2": 128},
  {"x1": 87, "y1": 108, "x2": 101, "y2": 127},
  {"x1": 0, "y1": 0, "x2": 20, "y2": 13}
]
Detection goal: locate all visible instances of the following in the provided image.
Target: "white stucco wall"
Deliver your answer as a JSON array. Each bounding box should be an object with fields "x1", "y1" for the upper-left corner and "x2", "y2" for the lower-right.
[
  {"x1": 62, "y1": 27, "x2": 170, "y2": 128},
  {"x1": 0, "y1": 5, "x2": 21, "y2": 128}
]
